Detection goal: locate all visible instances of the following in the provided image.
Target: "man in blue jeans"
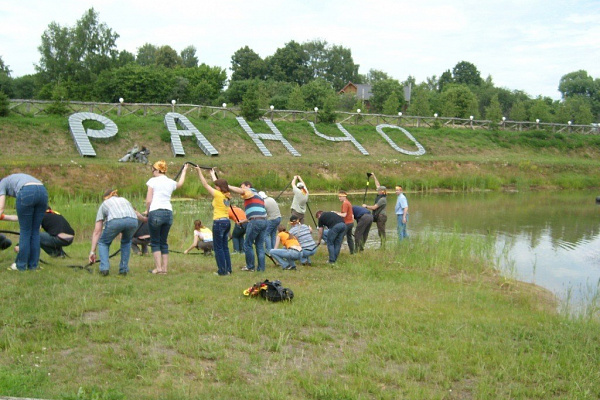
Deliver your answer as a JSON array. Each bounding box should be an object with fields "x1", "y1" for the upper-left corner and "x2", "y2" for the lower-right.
[
  {"x1": 229, "y1": 181, "x2": 268, "y2": 272},
  {"x1": 315, "y1": 210, "x2": 346, "y2": 264},
  {"x1": 394, "y1": 185, "x2": 409, "y2": 240},
  {"x1": 89, "y1": 189, "x2": 143, "y2": 276}
]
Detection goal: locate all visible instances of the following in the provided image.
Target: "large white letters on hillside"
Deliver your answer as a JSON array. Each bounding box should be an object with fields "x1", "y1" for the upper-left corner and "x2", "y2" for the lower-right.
[
  {"x1": 236, "y1": 117, "x2": 301, "y2": 157},
  {"x1": 375, "y1": 124, "x2": 426, "y2": 156},
  {"x1": 67, "y1": 113, "x2": 427, "y2": 157},
  {"x1": 164, "y1": 113, "x2": 219, "y2": 157},
  {"x1": 68, "y1": 112, "x2": 118, "y2": 157},
  {"x1": 308, "y1": 122, "x2": 370, "y2": 155}
]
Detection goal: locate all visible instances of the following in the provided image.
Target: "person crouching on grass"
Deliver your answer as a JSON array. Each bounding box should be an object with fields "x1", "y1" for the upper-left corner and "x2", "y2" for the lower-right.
[
  {"x1": 184, "y1": 219, "x2": 214, "y2": 256},
  {"x1": 270, "y1": 225, "x2": 302, "y2": 270}
]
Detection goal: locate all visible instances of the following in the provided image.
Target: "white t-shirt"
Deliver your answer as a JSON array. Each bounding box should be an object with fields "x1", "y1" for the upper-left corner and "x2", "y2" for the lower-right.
[{"x1": 146, "y1": 175, "x2": 177, "y2": 212}]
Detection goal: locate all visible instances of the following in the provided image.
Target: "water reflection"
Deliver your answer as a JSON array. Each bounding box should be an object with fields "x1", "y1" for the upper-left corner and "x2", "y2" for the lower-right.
[{"x1": 292, "y1": 191, "x2": 600, "y2": 302}]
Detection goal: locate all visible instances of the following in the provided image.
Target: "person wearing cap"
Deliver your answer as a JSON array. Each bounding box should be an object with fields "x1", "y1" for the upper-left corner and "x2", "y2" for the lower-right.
[
  {"x1": 227, "y1": 181, "x2": 268, "y2": 272},
  {"x1": 362, "y1": 172, "x2": 387, "y2": 248},
  {"x1": 144, "y1": 160, "x2": 189, "y2": 275},
  {"x1": 260, "y1": 191, "x2": 281, "y2": 254},
  {"x1": 289, "y1": 215, "x2": 317, "y2": 265},
  {"x1": 352, "y1": 205, "x2": 373, "y2": 252},
  {"x1": 89, "y1": 189, "x2": 144, "y2": 276},
  {"x1": 395, "y1": 185, "x2": 409, "y2": 241},
  {"x1": 291, "y1": 175, "x2": 309, "y2": 224},
  {"x1": 335, "y1": 190, "x2": 355, "y2": 254},
  {"x1": 0, "y1": 173, "x2": 48, "y2": 271},
  {"x1": 315, "y1": 210, "x2": 346, "y2": 264}
]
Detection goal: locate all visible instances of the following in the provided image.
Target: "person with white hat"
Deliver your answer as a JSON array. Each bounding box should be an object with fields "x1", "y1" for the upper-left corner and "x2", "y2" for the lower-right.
[{"x1": 291, "y1": 175, "x2": 309, "y2": 224}]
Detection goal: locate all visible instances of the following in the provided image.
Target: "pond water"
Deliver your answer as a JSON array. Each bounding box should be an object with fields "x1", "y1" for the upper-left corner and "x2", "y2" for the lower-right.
[{"x1": 291, "y1": 191, "x2": 600, "y2": 303}]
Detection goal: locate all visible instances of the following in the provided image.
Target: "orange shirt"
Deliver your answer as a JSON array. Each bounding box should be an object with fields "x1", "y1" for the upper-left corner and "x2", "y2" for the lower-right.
[{"x1": 341, "y1": 199, "x2": 354, "y2": 224}]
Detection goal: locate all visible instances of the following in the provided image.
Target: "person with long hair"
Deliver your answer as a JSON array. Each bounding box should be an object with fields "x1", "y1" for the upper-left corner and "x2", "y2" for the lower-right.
[
  {"x1": 144, "y1": 160, "x2": 188, "y2": 275},
  {"x1": 195, "y1": 167, "x2": 232, "y2": 276},
  {"x1": 184, "y1": 219, "x2": 214, "y2": 256},
  {"x1": 270, "y1": 225, "x2": 302, "y2": 270}
]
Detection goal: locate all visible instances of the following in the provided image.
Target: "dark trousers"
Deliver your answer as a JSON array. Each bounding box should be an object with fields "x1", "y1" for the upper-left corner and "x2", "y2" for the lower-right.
[{"x1": 354, "y1": 214, "x2": 373, "y2": 251}]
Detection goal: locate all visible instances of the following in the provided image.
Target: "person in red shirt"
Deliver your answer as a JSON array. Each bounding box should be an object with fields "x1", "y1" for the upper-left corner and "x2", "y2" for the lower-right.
[{"x1": 335, "y1": 190, "x2": 355, "y2": 254}]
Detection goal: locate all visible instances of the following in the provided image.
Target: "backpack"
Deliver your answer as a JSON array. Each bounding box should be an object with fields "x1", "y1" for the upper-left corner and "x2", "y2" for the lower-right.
[{"x1": 244, "y1": 279, "x2": 294, "y2": 302}]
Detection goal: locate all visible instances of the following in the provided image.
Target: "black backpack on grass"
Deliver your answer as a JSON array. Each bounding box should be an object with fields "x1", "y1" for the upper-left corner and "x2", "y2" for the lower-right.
[{"x1": 261, "y1": 280, "x2": 294, "y2": 302}]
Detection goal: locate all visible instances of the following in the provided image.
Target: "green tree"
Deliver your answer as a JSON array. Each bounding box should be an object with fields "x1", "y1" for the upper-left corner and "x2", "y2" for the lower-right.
[
  {"x1": 176, "y1": 64, "x2": 227, "y2": 104},
  {"x1": 241, "y1": 82, "x2": 261, "y2": 121},
  {"x1": 0, "y1": 57, "x2": 12, "y2": 97},
  {"x1": 371, "y1": 79, "x2": 404, "y2": 113},
  {"x1": 382, "y1": 92, "x2": 400, "y2": 115},
  {"x1": 156, "y1": 45, "x2": 181, "y2": 68},
  {"x1": 303, "y1": 40, "x2": 360, "y2": 90},
  {"x1": 365, "y1": 69, "x2": 390, "y2": 84},
  {"x1": 0, "y1": 91, "x2": 9, "y2": 116},
  {"x1": 301, "y1": 78, "x2": 335, "y2": 110},
  {"x1": 180, "y1": 46, "x2": 198, "y2": 68},
  {"x1": 136, "y1": 43, "x2": 157, "y2": 66},
  {"x1": 287, "y1": 85, "x2": 305, "y2": 111},
  {"x1": 440, "y1": 84, "x2": 479, "y2": 118},
  {"x1": 12, "y1": 75, "x2": 37, "y2": 99},
  {"x1": 320, "y1": 94, "x2": 339, "y2": 123},
  {"x1": 94, "y1": 64, "x2": 174, "y2": 103},
  {"x1": 406, "y1": 86, "x2": 432, "y2": 117},
  {"x1": 485, "y1": 94, "x2": 503, "y2": 122},
  {"x1": 230, "y1": 46, "x2": 266, "y2": 81},
  {"x1": 438, "y1": 70, "x2": 453, "y2": 92},
  {"x1": 116, "y1": 50, "x2": 135, "y2": 67},
  {"x1": 509, "y1": 101, "x2": 527, "y2": 121},
  {"x1": 559, "y1": 70, "x2": 595, "y2": 98},
  {"x1": 555, "y1": 95, "x2": 594, "y2": 124},
  {"x1": 266, "y1": 41, "x2": 311, "y2": 85},
  {"x1": 528, "y1": 98, "x2": 552, "y2": 122},
  {"x1": 452, "y1": 61, "x2": 482, "y2": 86}
]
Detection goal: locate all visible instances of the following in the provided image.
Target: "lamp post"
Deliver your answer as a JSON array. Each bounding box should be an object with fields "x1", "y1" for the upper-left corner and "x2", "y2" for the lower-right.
[
  {"x1": 222, "y1": 103, "x2": 227, "y2": 119},
  {"x1": 314, "y1": 107, "x2": 318, "y2": 124},
  {"x1": 536, "y1": 118, "x2": 540, "y2": 130},
  {"x1": 356, "y1": 108, "x2": 361, "y2": 125},
  {"x1": 270, "y1": 105, "x2": 274, "y2": 120},
  {"x1": 469, "y1": 115, "x2": 474, "y2": 130},
  {"x1": 397, "y1": 111, "x2": 402, "y2": 126},
  {"x1": 568, "y1": 120, "x2": 572, "y2": 133},
  {"x1": 171, "y1": 99, "x2": 176, "y2": 113},
  {"x1": 118, "y1": 97, "x2": 124, "y2": 117}
]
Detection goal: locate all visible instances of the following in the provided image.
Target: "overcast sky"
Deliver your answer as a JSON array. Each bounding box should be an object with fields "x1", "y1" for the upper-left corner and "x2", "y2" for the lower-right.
[{"x1": 1, "y1": 0, "x2": 598, "y2": 100}]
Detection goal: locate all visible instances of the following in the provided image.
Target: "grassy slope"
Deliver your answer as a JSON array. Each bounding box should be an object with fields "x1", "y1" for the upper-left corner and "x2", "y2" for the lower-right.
[{"x1": 1, "y1": 114, "x2": 600, "y2": 198}]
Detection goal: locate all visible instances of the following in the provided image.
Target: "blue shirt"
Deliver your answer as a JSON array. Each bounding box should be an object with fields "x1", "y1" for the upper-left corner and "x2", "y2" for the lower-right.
[
  {"x1": 395, "y1": 193, "x2": 408, "y2": 215},
  {"x1": 352, "y1": 206, "x2": 370, "y2": 220}
]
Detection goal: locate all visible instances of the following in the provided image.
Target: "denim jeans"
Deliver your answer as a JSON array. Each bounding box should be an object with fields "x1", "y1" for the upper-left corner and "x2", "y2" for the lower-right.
[
  {"x1": 231, "y1": 223, "x2": 246, "y2": 252},
  {"x1": 397, "y1": 214, "x2": 409, "y2": 241},
  {"x1": 40, "y1": 232, "x2": 72, "y2": 257},
  {"x1": 244, "y1": 218, "x2": 267, "y2": 271},
  {"x1": 15, "y1": 185, "x2": 48, "y2": 271},
  {"x1": 98, "y1": 217, "x2": 137, "y2": 273},
  {"x1": 265, "y1": 217, "x2": 281, "y2": 254},
  {"x1": 148, "y1": 209, "x2": 173, "y2": 254},
  {"x1": 345, "y1": 222, "x2": 355, "y2": 254},
  {"x1": 300, "y1": 247, "x2": 318, "y2": 264},
  {"x1": 326, "y1": 222, "x2": 346, "y2": 263},
  {"x1": 270, "y1": 248, "x2": 302, "y2": 269},
  {"x1": 212, "y1": 219, "x2": 231, "y2": 275}
]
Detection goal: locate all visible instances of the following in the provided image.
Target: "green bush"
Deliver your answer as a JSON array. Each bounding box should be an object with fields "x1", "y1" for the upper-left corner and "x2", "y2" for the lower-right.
[{"x1": 0, "y1": 91, "x2": 9, "y2": 116}]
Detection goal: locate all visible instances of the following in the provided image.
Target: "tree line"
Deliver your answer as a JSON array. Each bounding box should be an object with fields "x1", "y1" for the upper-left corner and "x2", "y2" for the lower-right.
[{"x1": 0, "y1": 8, "x2": 598, "y2": 124}]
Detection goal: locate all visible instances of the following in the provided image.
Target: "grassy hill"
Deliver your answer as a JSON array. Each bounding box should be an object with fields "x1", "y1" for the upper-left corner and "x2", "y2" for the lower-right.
[{"x1": 2, "y1": 113, "x2": 600, "y2": 197}]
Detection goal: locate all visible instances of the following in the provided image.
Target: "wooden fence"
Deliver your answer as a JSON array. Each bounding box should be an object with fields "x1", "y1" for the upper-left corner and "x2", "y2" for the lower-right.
[{"x1": 8, "y1": 99, "x2": 600, "y2": 135}]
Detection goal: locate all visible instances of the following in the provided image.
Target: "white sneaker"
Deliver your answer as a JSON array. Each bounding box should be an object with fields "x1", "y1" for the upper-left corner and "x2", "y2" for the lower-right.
[{"x1": 9, "y1": 263, "x2": 17, "y2": 271}]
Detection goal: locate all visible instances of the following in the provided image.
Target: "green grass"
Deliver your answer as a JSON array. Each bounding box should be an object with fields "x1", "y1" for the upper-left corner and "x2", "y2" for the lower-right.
[{"x1": 1, "y1": 205, "x2": 600, "y2": 399}]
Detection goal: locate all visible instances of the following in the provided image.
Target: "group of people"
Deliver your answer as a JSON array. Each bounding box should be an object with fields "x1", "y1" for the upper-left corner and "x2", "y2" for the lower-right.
[{"x1": 0, "y1": 166, "x2": 409, "y2": 276}]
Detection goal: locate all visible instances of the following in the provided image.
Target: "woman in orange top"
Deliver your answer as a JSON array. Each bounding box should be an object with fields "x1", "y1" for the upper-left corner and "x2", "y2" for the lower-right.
[{"x1": 270, "y1": 225, "x2": 302, "y2": 270}]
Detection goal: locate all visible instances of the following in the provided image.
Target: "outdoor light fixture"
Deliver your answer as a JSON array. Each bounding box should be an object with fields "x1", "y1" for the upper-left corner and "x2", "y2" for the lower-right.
[
  {"x1": 171, "y1": 100, "x2": 176, "y2": 105},
  {"x1": 470, "y1": 115, "x2": 474, "y2": 120},
  {"x1": 222, "y1": 103, "x2": 227, "y2": 108},
  {"x1": 568, "y1": 121, "x2": 572, "y2": 125},
  {"x1": 502, "y1": 116, "x2": 506, "y2": 121},
  {"x1": 314, "y1": 107, "x2": 318, "y2": 112},
  {"x1": 270, "y1": 105, "x2": 274, "y2": 111},
  {"x1": 434, "y1": 113, "x2": 438, "y2": 118},
  {"x1": 398, "y1": 112, "x2": 402, "y2": 117},
  {"x1": 119, "y1": 98, "x2": 124, "y2": 104},
  {"x1": 536, "y1": 119, "x2": 540, "y2": 123},
  {"x1": 357, "y1": 109, "x2": 361, "y2": 113}
]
